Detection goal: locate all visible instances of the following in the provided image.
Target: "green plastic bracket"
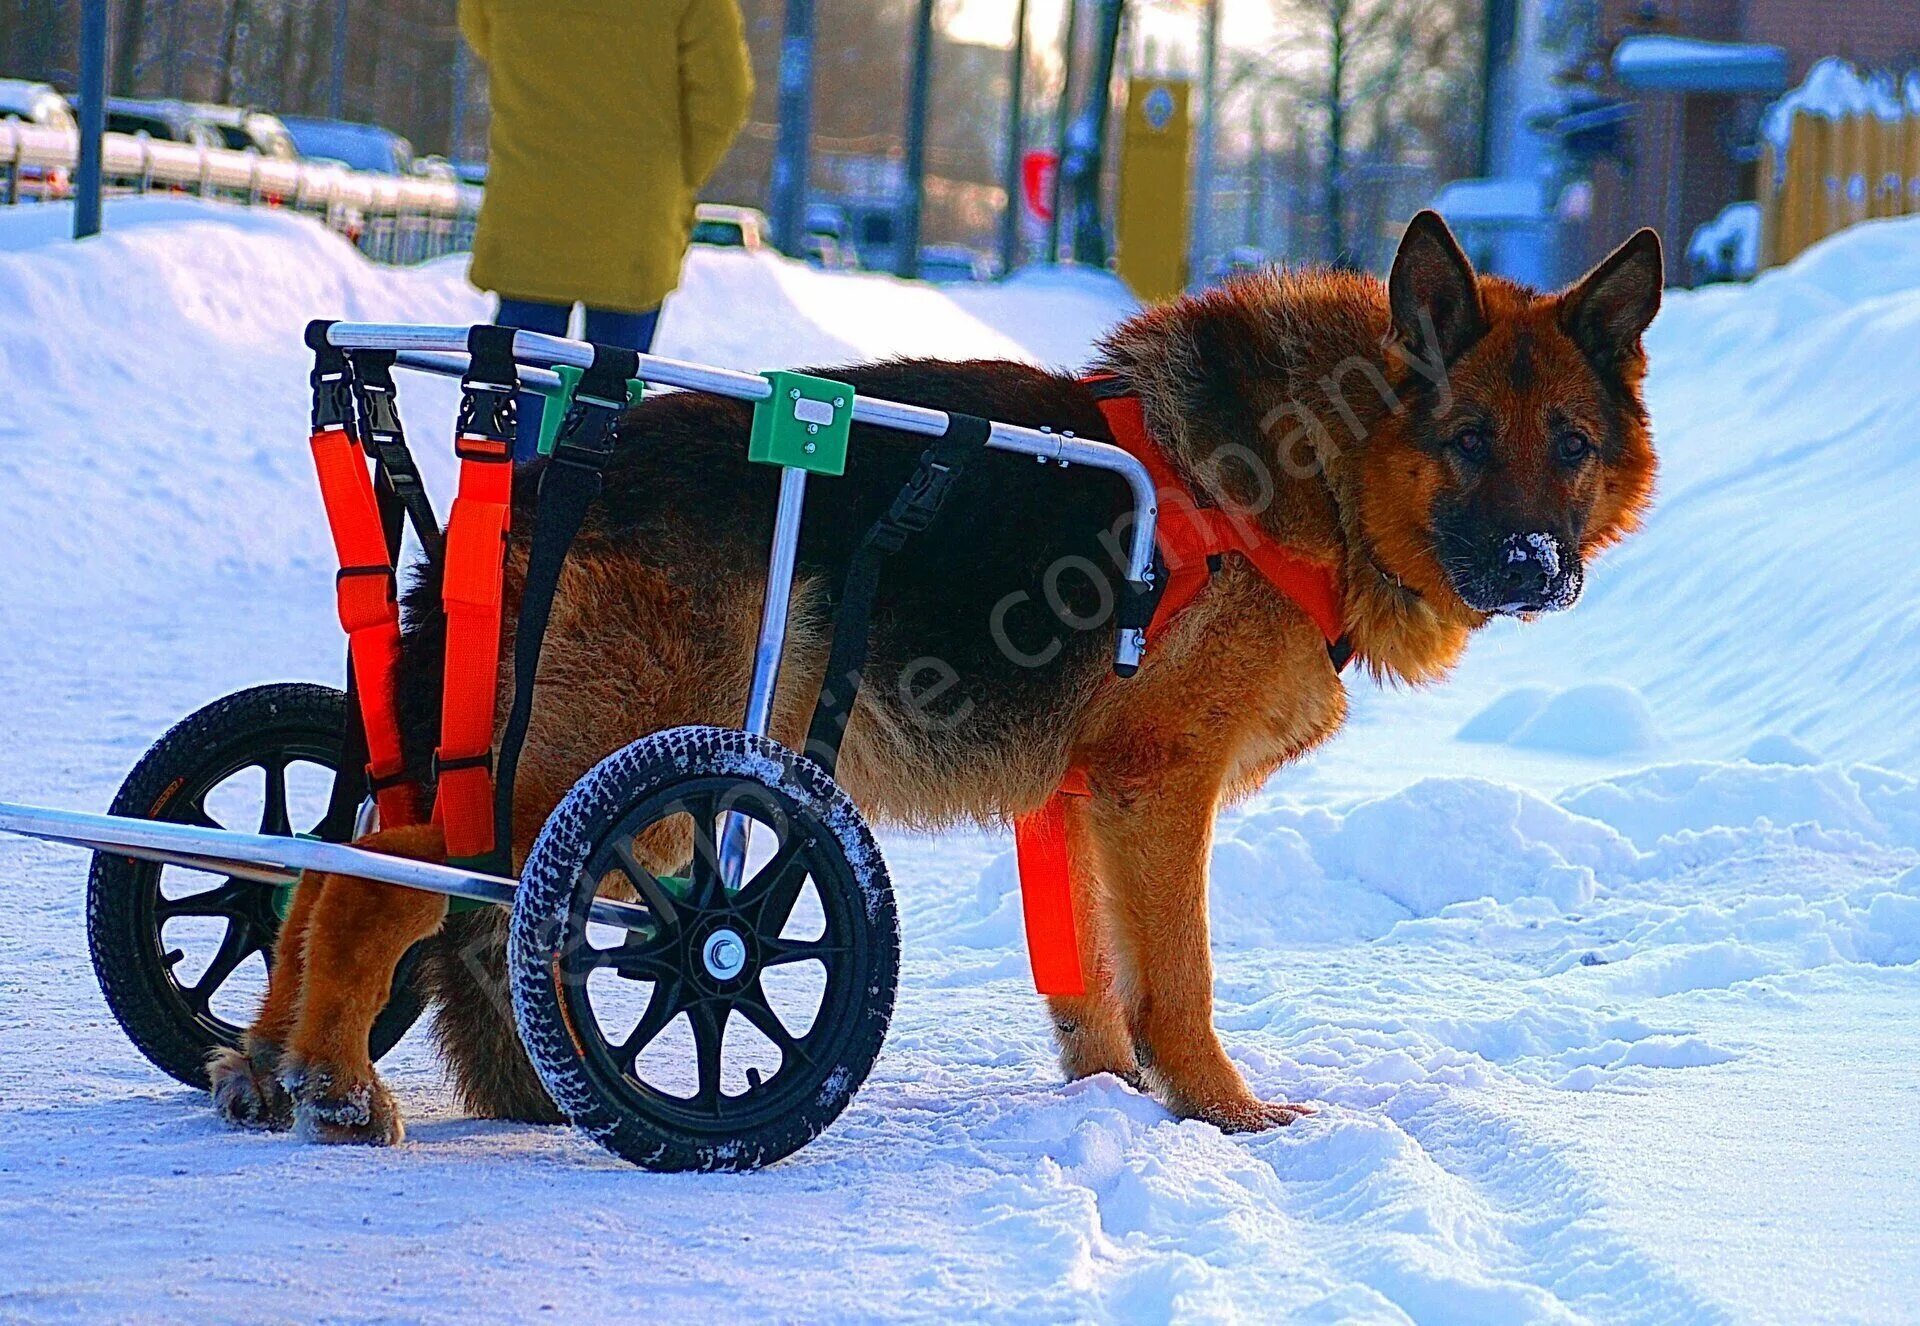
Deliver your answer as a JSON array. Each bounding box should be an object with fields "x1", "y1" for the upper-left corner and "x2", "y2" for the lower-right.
[
  {"x1": 535, "y1": 367, "x2": 646, "y2": 457},
  {"x1": 749, "y1": 371, "x2": 854, "y2": 476}
]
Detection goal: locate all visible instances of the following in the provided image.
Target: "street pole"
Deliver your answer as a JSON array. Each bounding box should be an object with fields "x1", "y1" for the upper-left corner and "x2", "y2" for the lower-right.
[
  {"x1": 1044, "y1": 0, "x2": 1081, "y2": 262},
  {"x1": 75, "y1": 0, "x2": 108, "y2": 240},
  {"x1": 1064, "y1": 0, "x2": 1123, "y2": 266},
  {"x1": 450, "y1": 37, "x2": 469, "y2": 161},
  {"x1": 769, "y1": 0, "x2": 816, "y2": 256},
  {"x1": 997, "y1": 0, "x2": 1031, "y2": 275},
  {"x1": 896, "y1": 0, "x2": 936, "y2": 277},
  {"x1": 329, "y1": 0, "x2": 350, "y2": 120},
  {"x1": 1191, "y1": 0, "x2": 1218, "y2": 285}
]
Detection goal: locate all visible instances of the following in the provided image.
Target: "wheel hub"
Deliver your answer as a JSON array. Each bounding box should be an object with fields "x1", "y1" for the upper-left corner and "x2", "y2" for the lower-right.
[{"x1": 701, "y1": 927, "x2": 748, "y2": 981}]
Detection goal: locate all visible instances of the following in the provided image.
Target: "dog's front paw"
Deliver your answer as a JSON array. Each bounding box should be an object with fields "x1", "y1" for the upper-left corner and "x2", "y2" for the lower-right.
[
  {"x1": 1190, "y1": 1097, "x2": 1313, "y2": 1136},
  {"x1": 280, "y1": 1057, "x2": 404, "y2": 1146},
  {"x1": 209, "y1": 1040, "x2": 293, "y2": 1131}
]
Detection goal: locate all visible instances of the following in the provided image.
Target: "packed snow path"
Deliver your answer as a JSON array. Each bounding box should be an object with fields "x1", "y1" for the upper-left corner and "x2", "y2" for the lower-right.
[{"x1": 1, "y1": 201, "x2": 1916, "y2": 1323}]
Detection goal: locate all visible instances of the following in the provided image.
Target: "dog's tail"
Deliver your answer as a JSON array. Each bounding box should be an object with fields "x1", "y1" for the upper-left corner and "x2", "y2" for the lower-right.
[{"x1": 418, "y1": 907, "x2": 564, "y2": 1124}]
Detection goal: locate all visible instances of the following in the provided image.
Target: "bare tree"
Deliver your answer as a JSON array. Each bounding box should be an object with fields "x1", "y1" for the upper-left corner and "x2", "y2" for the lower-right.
[{"x1": 1266, "y1": 0, "x2": 1479, "y2": 265}]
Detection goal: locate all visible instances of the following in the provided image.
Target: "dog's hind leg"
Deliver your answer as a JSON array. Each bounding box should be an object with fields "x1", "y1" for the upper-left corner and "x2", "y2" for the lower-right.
[
  {"x1": 208, "y1": 873, "x2": 325, "y2": 1130},
  {"x1": 278, "y1": 822, "x2": 449, "y2": 1145},
  {"x1": 1046, "y1": 796, "x2": 1140, "y2": 1088}
]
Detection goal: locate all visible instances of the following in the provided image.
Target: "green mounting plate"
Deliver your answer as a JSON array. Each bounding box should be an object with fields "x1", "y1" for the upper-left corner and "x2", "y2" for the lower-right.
[
  {"x1": 535, "y1": 367, "x2": 645, "y2": 457},
  {"x1": 749, "y1": 371, "x2": 854, "y2": 476}
]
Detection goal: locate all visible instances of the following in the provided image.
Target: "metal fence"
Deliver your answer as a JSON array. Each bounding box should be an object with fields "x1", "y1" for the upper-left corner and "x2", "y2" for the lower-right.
[{"x1": 0, "y1": 120, "x2": 479, "y2": 263}]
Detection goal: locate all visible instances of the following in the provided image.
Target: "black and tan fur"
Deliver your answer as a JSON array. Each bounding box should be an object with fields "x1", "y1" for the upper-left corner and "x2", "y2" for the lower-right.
[{"x1": 211, "y1": 213, "x2": 1663, "y2": 1143}]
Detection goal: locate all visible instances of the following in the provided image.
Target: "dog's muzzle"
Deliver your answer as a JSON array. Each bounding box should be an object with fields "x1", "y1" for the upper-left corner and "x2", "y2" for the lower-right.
[{"x1": 1452, "y1": 531, "x2": 1583, "y2": 615}]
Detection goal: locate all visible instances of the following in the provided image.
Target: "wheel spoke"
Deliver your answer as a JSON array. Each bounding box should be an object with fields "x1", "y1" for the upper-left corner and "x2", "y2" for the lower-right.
[
  {"x1": 590, "y1": 932, "x2": 677, "y2": 982},
  {"x1": 157, "y1": 876, "x2": 257, "y2": 922},
  {"x1": 759, "y1": 936, "x2": 848, "y2": 968},
  {"x1": 186, "y1": 918, "x2": 261, "y2": 1010},
  {"x1": 613, "y1": 979, "x2": 683, "y2": 1075},
  {"x1": 738, "y1": 833, "x2": 811, "y2": 938},
  {"x1": 609, "y1": 837, "x2": 678, "y2": 931},
  {"x1": 681, "y1": 791, "x2": 725, "y2": 909},
  {"x1": 734, "y1": 980, "x2": 811, "y2": 1067},
  {"x1": 687, "y1": 1000, "x2": 727, "y2": 1114},
  {"x1": 258, "y1": 760, "x2": 292, "y2": 837},
  {"x1": 177, "y1": 798, "x2": 223, "y2": 832}
]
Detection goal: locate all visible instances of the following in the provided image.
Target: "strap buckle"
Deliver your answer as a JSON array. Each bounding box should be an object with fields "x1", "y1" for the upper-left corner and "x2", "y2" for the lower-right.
[
  {"x1": 357, "y1": 381, "x2": 403, "y2": 457},
  {"x1": 548, "y1": 395, "x2": 622, "y2": 470},
  {"x1": 455, "y1": 381, "x2": 518, "y2": 451},
  {"x1": 454, "y1": 430, "x2": 513, "y2": 463}
]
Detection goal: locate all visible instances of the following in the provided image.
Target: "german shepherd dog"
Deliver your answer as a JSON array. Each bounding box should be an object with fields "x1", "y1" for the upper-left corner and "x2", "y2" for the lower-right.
[{"x1": 209, "y1": 213, "x2": 1662, "y2": 1144}]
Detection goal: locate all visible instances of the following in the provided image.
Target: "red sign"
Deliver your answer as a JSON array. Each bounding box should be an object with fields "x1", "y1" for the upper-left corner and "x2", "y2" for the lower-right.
[{"x1": 1022, "y1": 150, "x2": 1058, "y2": 223}]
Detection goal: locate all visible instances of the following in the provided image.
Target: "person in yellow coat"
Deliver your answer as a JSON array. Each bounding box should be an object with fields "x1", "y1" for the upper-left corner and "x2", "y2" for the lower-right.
[{"x1": 459, "y1": 0, "x2": 754, "y2": 458}]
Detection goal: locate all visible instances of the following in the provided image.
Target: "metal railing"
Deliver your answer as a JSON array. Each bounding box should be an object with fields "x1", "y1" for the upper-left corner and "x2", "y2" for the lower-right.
[{"x1": 0, "y1": 120, "x2": 480, "y2": 264}]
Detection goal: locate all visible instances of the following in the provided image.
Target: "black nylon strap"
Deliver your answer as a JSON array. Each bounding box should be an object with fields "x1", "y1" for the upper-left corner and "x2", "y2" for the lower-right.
[
  {"x1": 306, "y1": 320, "x2": 354, "y2": 431},
  {"x1": 456, "y1": 323, "x2": 519, "y2": 447},
  {"x1": 805, "y1": 413, "x2": 991, "y2": 773},
  {"x1": 490, "y1": 342, "x2": 639, "y2": 854},
  {"x1": 345, "y1": 349, "x2": 444, "y2": 564}
]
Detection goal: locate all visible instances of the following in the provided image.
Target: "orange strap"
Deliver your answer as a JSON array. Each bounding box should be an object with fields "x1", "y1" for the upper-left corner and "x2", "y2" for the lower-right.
[
  {"x1": 433, "y1": 432, "x2": 514, "y2": 861},
  {"x1": 1011, "y1": 768, "x2": 1092, "y2": 997},
  {"x1": 1010, "y1": 386, "x2": 1349, "y2": 996},
  {"x1": 1091, "y1": 393, "x2": 1345, "y2": 645},
  {"x1": 308, "y1": 425, "x2": 423, "y2": 827}
]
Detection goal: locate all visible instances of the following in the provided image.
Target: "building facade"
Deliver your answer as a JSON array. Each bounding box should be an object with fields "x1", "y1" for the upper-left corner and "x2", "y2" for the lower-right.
[{"x1": 1454, "y1": 0, "x2": 1919, "y2": 286}]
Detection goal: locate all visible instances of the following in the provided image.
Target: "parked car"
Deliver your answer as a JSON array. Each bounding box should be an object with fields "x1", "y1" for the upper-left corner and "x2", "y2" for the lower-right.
[
  {"x1": 917, "y1": 244, "x2": 993, "y2": 283},
  {"x1": 0, "y1": 78, "x2": 76, "y2": 133},
  {"x1": 409, "y1": 153, "x2": 458, "y2": 182},
  {"x1": 280, "y1": 115, "x2": 414, "y2": 175},
  {"x1": 801, "y1": 201, "x2": 859, "y2": 268},
  {"x1": 0, "y1": 78, "x2": 75, "y2": 197},
  {"x1": 801, "y1": 232, "x2": 849, "y2": 270},
  {"x1": 187, "y1": 103, "x2": 298, "y2": 160},
  {"x1": 690, "y1": 203, "x2": 767, "y2": 251},
  {"x1": 99, "y1": 97, "x2": 224, "y2": 148}
]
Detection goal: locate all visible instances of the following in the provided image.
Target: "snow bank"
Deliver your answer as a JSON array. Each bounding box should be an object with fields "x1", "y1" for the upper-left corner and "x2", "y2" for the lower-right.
[{"x1": 0, "y1": 199, "x2": 1134, "y2": 609}]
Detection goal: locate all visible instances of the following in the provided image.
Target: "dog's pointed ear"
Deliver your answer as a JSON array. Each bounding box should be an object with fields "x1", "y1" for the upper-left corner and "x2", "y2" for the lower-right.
[
  {"x1": 1560, "y1": 229, "x2": 1663, "y2": 364},
  {"x1": 1389, "y1": 210, "x2": 1486, "y2": 364}
]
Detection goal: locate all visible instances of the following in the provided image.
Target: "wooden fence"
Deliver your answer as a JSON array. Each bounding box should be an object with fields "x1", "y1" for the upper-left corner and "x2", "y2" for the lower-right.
[{"x1": 1760, "y1": 72, "x2": 1920, "y2": 268}]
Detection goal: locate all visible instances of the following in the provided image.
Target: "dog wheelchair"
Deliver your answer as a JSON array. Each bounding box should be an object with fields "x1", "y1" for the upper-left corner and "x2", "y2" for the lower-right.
[{"x1": 0, "y1": 322, "x2": 1163, "y2": 1170}]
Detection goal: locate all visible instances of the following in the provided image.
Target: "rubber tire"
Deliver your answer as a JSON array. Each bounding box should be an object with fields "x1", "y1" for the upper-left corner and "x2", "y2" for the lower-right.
[
  {"x1": 509, "y1": 726, "x2": 899, "y2": 1172},
  {"x1": 86, "y1": 683, "x2": 426, "y2": 1090}
]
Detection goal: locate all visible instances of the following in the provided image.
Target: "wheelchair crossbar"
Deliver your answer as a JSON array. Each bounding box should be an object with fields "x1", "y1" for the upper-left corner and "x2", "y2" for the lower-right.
[
  {"x1": 333, "y1": 322, "x2": 1160, "y2": 673},
  {"x1": 0, "y1": 801, "x2": 655, "y2": 933}
]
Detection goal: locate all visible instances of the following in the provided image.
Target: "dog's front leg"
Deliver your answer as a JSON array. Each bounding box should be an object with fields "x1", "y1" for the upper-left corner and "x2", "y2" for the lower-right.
[{"x1": 1099, "y1": 787, "x2": 1310, "y2": 1132}]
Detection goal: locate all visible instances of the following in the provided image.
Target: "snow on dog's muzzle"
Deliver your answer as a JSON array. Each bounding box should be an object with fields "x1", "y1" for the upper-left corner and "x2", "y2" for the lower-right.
[{"x1": 1454, "y1": 531, "x2": 1584, "y2": 615}]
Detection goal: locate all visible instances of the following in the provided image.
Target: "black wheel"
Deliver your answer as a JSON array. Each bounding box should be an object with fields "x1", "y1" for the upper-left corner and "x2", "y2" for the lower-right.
[
  {"x1": 510, "y1": 726, "x2": 899, "y2": 1172},
  {"x1": 86, "y1": 683, "x2": 426, "y2": 1089}
]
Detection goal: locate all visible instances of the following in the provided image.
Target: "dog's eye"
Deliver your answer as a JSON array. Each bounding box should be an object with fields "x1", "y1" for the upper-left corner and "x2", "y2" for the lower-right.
[
  {"x1": 1449, "y1": 428, "x2": 1489, "y2": 461},
  {"x1": 1555, "y1": 431, "x2": 1594, "y2": 465}
]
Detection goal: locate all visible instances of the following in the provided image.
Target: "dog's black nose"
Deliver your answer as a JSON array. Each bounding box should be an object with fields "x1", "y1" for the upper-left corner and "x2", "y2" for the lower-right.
[{"x1": 1494, "y1": 533, "x2": 1560, "y2": 608}]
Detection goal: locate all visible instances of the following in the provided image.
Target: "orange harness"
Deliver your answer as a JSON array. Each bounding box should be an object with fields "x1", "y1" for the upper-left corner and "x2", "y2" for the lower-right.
[
  {"x1": 1011, "y1": 383, "x2": 1349, "y2": 996},
  {"x1": 307, "y1": 326, "x2": 520, "y2": 866}
]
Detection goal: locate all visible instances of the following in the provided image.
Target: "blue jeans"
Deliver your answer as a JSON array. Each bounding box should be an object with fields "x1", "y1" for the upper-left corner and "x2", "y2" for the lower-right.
[{"x1": 495, "y1": 297, "x2": 661, "y2": 462}]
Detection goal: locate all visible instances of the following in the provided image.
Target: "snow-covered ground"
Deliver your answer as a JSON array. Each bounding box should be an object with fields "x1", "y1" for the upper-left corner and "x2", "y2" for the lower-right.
[{"x1": 1, "y1": 197, "x2": 1917, "y2": 1323}]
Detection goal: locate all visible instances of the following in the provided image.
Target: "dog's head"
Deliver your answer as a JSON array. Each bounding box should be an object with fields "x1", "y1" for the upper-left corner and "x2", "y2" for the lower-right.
[{"x1": 1358, "y1": 211, "x2": 1661, "y2": 619}]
